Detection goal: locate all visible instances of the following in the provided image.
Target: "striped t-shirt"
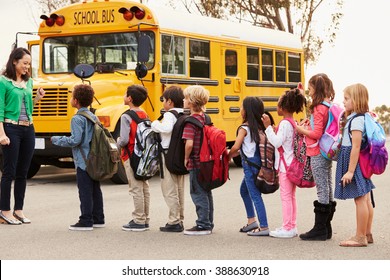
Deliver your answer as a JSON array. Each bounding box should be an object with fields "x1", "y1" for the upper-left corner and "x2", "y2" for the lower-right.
[{"x1": 182, "y1": 113, "x2": 205, "y2": 170}]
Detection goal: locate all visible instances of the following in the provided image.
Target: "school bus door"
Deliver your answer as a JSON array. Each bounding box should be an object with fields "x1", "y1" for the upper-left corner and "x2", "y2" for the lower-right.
[{"x1": 221, "y1": 45, "x2": 243, "y2": 119}]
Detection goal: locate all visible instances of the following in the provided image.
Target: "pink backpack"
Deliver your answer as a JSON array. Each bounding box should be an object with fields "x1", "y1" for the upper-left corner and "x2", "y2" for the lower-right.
[{"x1": 278, "y1": 118, "x2": 315, "y2": 188}]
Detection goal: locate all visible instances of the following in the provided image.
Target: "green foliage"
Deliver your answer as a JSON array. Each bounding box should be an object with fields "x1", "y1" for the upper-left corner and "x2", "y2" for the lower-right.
[
  {"x1": 180, "y1": 0, "x2": 344, "y2": 66},
  {"x1": 373, "y1": 105, "x2": 390, "y2": 134}
]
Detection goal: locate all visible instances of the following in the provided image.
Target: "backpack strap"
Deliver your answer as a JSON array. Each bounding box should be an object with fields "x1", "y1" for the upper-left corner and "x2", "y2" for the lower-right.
[
  {"x1": 237, "y1": 124, "x2": 262, "y2": 169},
  {"x1": 157, "y1": 109, "x2": 181, "y2": 121},
  {"x1": 76, "y1": 111, "x2": 99, "y2": 165},
  {"x1": 277, "y1": 118, "x2": 296, "y2": 170},
  {"x1": 122, "y1": 110, "x2": 147, "y2": 157},
  {"x1": 347, "y1": 113, "x2": 366, "y2": 146},
  {"x1": 125, "y1": 109, "x2": 149, "y2": 124}
]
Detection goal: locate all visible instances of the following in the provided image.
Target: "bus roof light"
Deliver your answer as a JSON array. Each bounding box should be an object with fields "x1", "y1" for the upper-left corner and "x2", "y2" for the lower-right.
[
  {"x1": 130, "y1": 6, "x2": 145, "y2": 20},
  {"x1": 119, "y1": 7, "x2": 133, "y2": 21},
  {"x1": 40, "y1": 15, "x2": 55, "y2": 27},
  {"x1": 40, "y1": 14, "x2": 65, "y2": 27}
]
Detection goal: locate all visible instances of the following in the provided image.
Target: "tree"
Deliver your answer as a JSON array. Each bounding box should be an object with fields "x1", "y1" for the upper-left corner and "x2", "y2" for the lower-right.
[
  {"x1": 36, "y1": 0, "x2": 79, "y2": 14},
  {"x1": 177, "y1": 0, "x2": 343, "y2": 66},
  {"x1": 373, "y1": 105, "x2": 390, "y2": 134}
]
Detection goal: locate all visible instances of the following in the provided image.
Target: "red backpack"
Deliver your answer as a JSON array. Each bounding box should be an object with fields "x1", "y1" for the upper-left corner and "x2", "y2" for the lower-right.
[
  {"x1": 193, "y1": 115, "x2": 229, "y2": 191},
  {"x1": 278, "y1": 118, "x2": 315, "y2": 188}
]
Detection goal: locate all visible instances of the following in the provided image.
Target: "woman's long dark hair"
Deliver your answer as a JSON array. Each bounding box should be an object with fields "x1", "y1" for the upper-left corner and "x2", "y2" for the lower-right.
[
  {"x1": 2, "y1": 47, "x2": 31, "y2": 81},
  {"x1": 242, "y1": 96, "x2": 266, "y2": 143}
]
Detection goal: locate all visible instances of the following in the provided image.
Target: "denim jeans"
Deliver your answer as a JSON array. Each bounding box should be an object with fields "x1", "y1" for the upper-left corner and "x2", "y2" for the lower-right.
[
  {"x1": 76, "y1": 167, "x2": 105, "y2": 226},
  {"x1": 189, "y1": 169, "x2": 214, "y2": 230},
  {"x1": 241, "y1": 154, "x2": 269, "y2": 228},
  {"x1": 0, "y1": 123, "x2": 35, "y2": 211}
]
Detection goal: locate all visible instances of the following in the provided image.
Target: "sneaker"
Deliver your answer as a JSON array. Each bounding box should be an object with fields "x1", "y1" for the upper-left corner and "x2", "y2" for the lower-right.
[
  {"x1": 247, "y1": 227, "x2": 269, "y2": 236},
  {"x1": 183, "y1": 225, "x2": 212, "y2": 236},
  {"x1": 160, "y1": 223, "x2": 184, "y2": 232},
  {"x1": 269, "y1": 228, "x2": 296, "y2": 238},
  {"x1": 239, "y1": 221, "x2": 259, "y2": 233},
  {"x1": 69, "y1": 222, "x2": 93, "y2": 231},
  {"x1": 93, "y1": 223, "x2": 105, "y2": 228},
  {"x1": 122, "y1": 220, "x2": 148, "y2": 232}
]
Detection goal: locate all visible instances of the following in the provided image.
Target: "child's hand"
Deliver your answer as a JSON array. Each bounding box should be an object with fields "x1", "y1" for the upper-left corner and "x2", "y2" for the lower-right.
[
  {"x1": 341, "y1": 171, "x2": 354, "y2": 187},
  {"x1": 261, "y1": 114, "x2": 271, "y2": 128},
  {"x1": 295, "y1": 124, "x2": 305, "y2": 134}
]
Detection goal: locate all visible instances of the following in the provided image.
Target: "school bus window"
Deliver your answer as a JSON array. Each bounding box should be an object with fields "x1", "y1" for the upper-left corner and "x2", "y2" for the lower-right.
[
  {"x1": 189, "y1": 40, "x2": 210, "y2": 78},
  {"x1": 261, "y1": 49, "x2": 273, "y2": 81},
  {"x1": 247, "y1": 48, "x2": 259, "y2": 81},
  {"x1": 288, "y1": 52, "x2": 301, "y2": 82},
  {"x1": 30, "y1": 44, "x2": 39, "y2": 78},
  {"x1": 42, "y1": 32, "x2": 155, "y2": 74},
  {"x1": 225, "y1": 50, "x2": 237, "y2": 76},
  {"x1": 276, "y1": 51, "x2": 286, "y2": 82},
  {"x1": 161, "y1": 34, "x2": 185, "y2": 75}
]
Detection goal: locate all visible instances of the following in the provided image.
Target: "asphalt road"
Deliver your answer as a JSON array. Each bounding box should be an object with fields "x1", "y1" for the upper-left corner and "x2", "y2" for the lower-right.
[{"x1": 1, "y1": 144, "x2": 389, "y2": 261}]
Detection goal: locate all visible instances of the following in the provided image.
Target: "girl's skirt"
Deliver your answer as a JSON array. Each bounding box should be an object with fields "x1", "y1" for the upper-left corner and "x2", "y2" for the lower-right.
[{"x1": 335, "y1": 146, "x2": 375, "y2": 200}]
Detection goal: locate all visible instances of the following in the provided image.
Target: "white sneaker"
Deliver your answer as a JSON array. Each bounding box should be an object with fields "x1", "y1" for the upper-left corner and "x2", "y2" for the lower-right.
[{"x1": 269, "y1": 228, "x2": 296, "y2": 238}]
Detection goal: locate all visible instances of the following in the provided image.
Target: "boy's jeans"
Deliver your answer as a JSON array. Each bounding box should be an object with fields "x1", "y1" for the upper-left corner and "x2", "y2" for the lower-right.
[
  {"x1": 76, "y1": 167, "x2": 105, "y2": 226},
  {"x1": 189, "y1": 169, "x2": 214, "y2": 230}
]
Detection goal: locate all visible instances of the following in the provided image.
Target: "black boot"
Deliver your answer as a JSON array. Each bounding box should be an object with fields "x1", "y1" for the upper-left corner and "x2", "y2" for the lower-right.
[
  {"x1": 299, "y1": 201, "x2": 331, "y2": 241},
  {"x1": 326, "y1": 201, "x2": 337, "y2": 239}
]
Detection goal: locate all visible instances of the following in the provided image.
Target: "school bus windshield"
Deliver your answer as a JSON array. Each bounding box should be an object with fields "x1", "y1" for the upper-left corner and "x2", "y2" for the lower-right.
[{"x1": 42, "y1": 31, "x2": 155, "y2": 74}]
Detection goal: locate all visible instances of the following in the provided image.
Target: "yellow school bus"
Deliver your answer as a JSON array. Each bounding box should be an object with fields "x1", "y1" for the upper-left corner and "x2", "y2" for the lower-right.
[{"x1": 25, "y1": 0, "x2": 304, "y2": 183}]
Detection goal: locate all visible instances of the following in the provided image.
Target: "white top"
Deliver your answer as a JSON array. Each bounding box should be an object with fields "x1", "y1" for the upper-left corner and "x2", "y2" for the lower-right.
[
  {"x1": 265, "y1": 119, "x2": 294, "y2": 172},
  {"x1": 151, "y1": 108, "x2": 184, "y2": 149},
  {"x1": 241, "y1": 126, "x2": 257, "y2": 158}
]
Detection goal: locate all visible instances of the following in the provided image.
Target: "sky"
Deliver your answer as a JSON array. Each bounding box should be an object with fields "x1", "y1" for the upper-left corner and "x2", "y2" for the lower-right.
[{"x1": 0, "y1": 0, "x2": 389, "y2": 109}]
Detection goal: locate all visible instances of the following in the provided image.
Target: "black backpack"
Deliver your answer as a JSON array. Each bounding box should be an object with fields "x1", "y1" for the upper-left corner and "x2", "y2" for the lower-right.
[{"x1": 164, "y1": 111, "x2": 211, "y2": 175}]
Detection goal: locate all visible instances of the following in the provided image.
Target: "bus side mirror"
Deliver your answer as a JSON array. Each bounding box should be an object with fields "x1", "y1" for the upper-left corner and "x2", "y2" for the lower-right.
[
  {"x1": 135, "y1": 63, "x2": 148, "y2": 79},
  {"x1": 138, "y1": 33, "x2": 151, "y2": 63},
  {"x1": 74, "y1": 64, "x2": 95, "y2": 79}
]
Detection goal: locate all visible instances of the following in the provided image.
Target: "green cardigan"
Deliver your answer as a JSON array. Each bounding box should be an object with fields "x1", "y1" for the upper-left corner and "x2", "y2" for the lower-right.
[{"x1": 0, "y1": 75, "x2": 34, "y2": 122}]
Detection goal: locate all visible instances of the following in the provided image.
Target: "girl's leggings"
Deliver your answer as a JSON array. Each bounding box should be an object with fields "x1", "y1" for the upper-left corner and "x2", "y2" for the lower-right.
[{"x1": 310, "y1": 154, "x2": 333, "y2": 204}]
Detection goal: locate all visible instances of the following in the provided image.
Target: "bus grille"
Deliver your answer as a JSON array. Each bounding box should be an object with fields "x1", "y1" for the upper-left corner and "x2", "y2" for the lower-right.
[{"x1": 33, "y1": 88, "x2": 69, "y2": 116}]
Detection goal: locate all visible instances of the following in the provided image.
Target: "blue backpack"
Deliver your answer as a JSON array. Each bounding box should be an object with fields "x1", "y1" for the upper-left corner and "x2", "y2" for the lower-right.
[{"x1": 349, "y1": 113, "x2": 388, "y2": 178}]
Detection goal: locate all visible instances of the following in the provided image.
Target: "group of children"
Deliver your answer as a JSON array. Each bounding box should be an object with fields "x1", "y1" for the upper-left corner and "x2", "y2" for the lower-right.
[
  {"x1": 229, "y1": 73, "x2": 375, "y2": 247},
  {"x1": 52, "y1": 73, "x2": 376, "y2": 246}
]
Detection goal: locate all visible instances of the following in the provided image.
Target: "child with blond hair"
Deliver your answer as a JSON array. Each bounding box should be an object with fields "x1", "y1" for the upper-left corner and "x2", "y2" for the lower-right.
[
  {"x1": 181, "y1": 85, "x2": 213, "y2": 236},
  {"x1": 336, "y1": 83, "x2": 375, "y2": 247}
]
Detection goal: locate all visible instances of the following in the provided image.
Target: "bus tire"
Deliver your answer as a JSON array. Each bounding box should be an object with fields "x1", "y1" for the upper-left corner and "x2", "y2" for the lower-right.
[
  {"x1": 110, "y1": 123, "x2": 127, "y2": 184},
  {"x1": 27, "y1": 160, "x2": 41, "y2": 179},
  {"x1": 110, "y1": 162, "x2": 127, "y2": 184},
  {"x1": 233, "y1": 155, "x2": 242, "y2": 167}
]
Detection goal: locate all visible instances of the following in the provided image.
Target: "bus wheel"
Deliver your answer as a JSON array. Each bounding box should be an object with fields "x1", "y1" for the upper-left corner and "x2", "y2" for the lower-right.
[
  {"x1": 110, "y1": 124, "x2": 128, "y2": 184},
  {"x1": 110, "y1": 163, "x2": 127, "y2": 184},
  {"x1": 27, "y1": 160, "x2": 41, "y2": 178},
  {"x1": 233, "y1": 155, "x2": 242, "y2": 167}
]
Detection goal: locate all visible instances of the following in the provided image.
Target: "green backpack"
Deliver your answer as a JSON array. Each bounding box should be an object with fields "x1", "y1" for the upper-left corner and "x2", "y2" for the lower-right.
[{"x1": 77, "y1": 111, "x2": 120, "y2": 181}]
